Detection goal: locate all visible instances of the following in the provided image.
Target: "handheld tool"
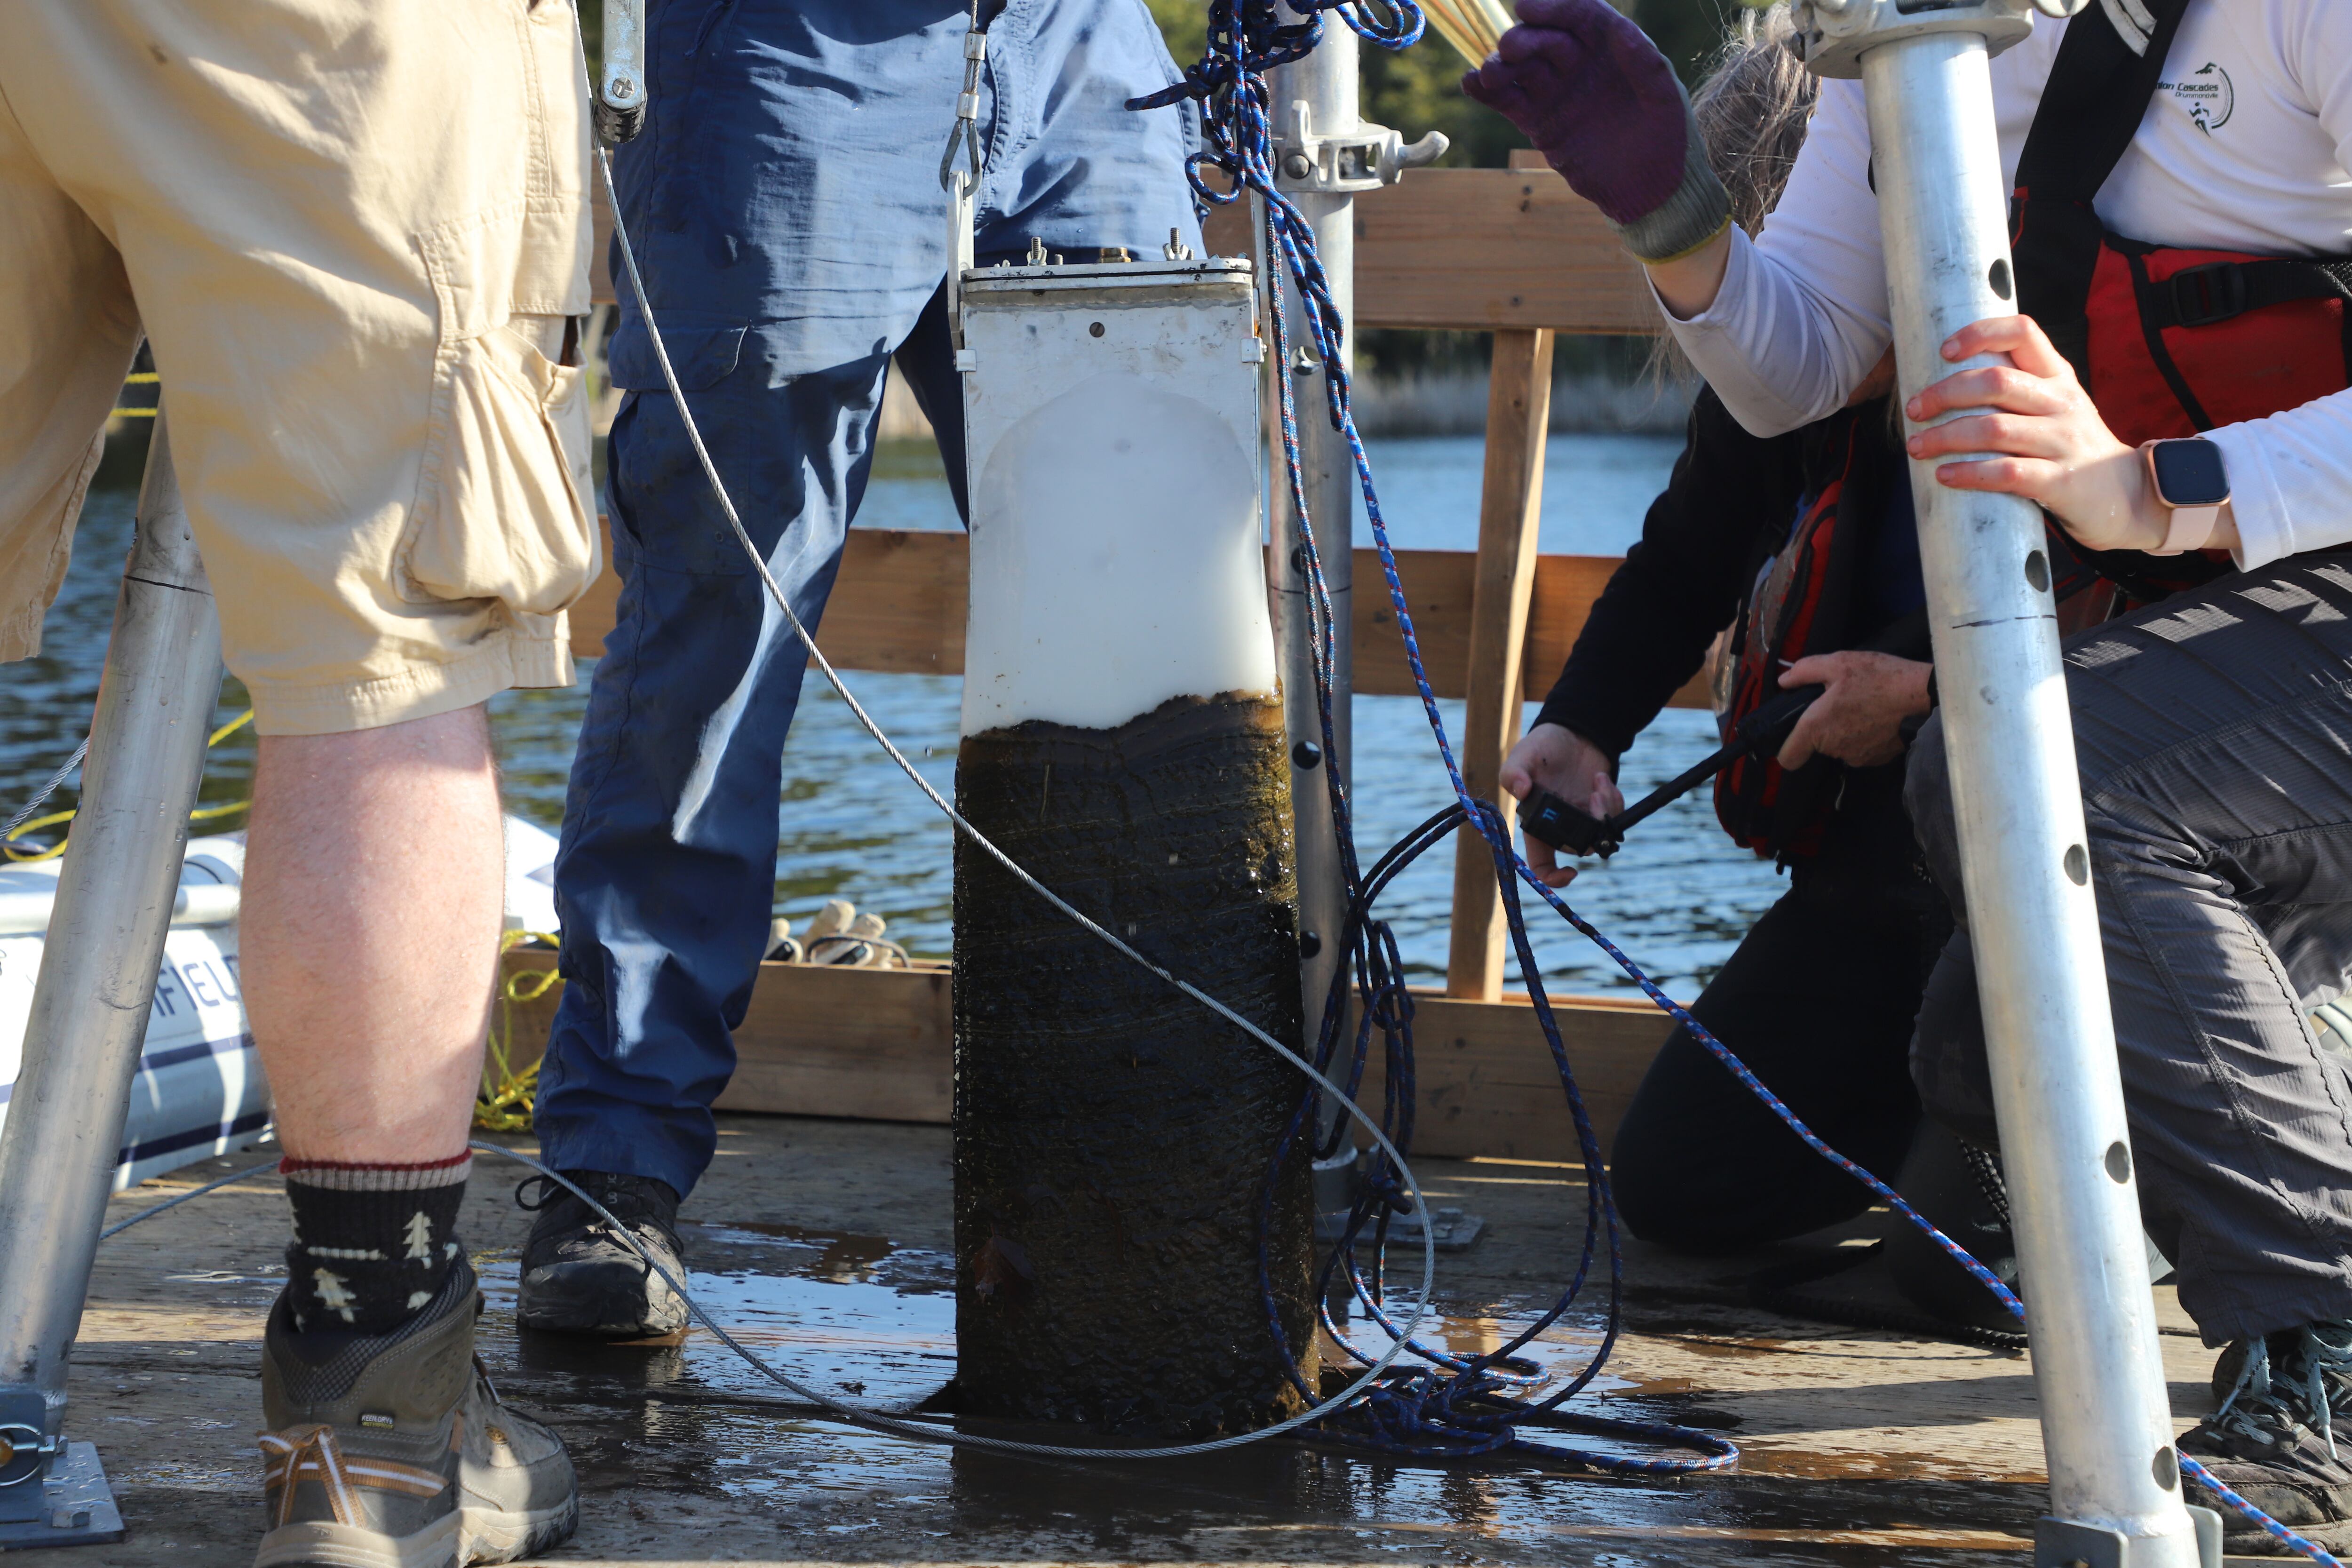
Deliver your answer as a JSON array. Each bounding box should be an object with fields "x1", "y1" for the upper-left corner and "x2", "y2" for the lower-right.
[{"x1": 1518, "y1": 682, "x2": 1825, "y2": 859}]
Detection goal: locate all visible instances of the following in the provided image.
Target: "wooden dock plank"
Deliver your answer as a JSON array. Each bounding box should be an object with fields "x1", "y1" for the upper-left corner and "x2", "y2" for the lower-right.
[
  {"x1": 1197, "y1": 167, "x2": 1656, "y2": 334},
  {"x1": 601, "y1": 167, "x2": 1657, "y2": 336}
]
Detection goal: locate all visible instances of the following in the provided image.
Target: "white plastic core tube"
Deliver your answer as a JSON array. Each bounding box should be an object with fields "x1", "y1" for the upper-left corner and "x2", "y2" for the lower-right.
[{"x1": 958, "y1": 260, "x2": 1276, "y2": 737}]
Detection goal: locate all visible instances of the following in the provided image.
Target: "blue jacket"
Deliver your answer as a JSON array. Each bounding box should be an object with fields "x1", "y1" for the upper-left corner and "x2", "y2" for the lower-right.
[{"x1": 606, "y1": 0, "x2": 1205, "y2": 390}]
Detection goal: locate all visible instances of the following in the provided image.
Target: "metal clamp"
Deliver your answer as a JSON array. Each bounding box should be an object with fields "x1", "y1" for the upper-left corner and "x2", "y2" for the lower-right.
[
  {"x1": 1790, "y1": 0, "x2": 2086, "y2": 80},
  {"x1": 0, "y1": 1424, "x2": 61, "y2": 1489},
  {"x1": 1271, "y1": 101, "x2": 1447, "y2": 195},
  {"x1": 596, "y1": 0, "x2": 648, "y2": 145}
]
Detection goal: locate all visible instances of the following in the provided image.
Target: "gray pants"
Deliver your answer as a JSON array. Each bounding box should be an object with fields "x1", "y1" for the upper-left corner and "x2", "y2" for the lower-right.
[{"x1": 1907, "y1": 550, "x2": 2352, "y2": 1345}]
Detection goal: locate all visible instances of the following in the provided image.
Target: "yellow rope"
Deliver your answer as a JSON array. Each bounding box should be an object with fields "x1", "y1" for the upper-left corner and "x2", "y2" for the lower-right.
[
  {"x1": 112, "y1": 371, "x2": 161, "y2": 416},
  {"x1": 476, "y1": 930, "x2": 562, "y2": 1133},
  {"x1": 1, "y1": 810, "x2": 77, "y2": 864},
  {"x1": 4, "y1": 708, "x2": 256, "y2": 861}
]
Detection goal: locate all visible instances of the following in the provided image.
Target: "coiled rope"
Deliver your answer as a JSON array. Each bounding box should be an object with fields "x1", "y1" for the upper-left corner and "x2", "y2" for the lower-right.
[
  {"x1": 1140, "y1": 3, "x2": 2340, "y2": 1553},
  {"x1": 79, "y1": 8, "x2": 2341, "y2": 1555}
]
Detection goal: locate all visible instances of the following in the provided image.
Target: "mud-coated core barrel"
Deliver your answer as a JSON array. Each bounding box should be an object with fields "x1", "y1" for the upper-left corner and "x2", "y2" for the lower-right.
[
  {"x1": 953, "y1": 692, "x2": 1316, "y2": 1433},
  {"x1": 947, "y1": 255, "x2": 1314, "y2": 1433}
]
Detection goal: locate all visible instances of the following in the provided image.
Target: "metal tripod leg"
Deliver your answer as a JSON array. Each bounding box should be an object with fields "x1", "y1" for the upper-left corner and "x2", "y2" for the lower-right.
[
  {"x1": 1787, "y1": 1, "x2": 2210, "y2": 1560},
  {"x1": 0, "y1": 413, "x2": 223, "y2": 1549}
]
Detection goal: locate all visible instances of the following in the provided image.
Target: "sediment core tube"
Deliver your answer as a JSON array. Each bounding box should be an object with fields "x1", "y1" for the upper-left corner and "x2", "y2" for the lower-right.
[
  {"x1": 954, "y1": 692, "x2": 1315, "y2": 1433},
  {"x1": 951, "y1": 261, "x2": 1317, "y2": 1433}
]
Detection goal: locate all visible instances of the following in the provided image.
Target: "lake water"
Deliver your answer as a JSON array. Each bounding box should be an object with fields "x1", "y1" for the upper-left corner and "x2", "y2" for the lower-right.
[{"x1": 9, "y1": 432, "x2": 1786, "y2": 999}]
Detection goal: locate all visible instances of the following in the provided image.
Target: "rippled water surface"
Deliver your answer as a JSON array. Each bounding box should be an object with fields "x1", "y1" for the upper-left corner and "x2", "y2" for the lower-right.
[{"x1": 10, "y1": 434, "x2": 1785, "y2": 997}]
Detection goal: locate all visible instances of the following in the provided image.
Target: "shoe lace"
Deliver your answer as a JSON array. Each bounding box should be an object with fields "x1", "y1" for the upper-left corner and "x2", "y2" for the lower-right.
[
  {"x1": 2215, "y1": 1327, "x2": 2352, "y2": 1461},
  {"x1": 514, "y1": 1170, "x2": 671, "y2": 1230},
  {"x1": 2214, "y1": 1335, "x2": 2291, "y2": 1448},
  {"x1": 2299, "y1": 1323, "x2": 2352, "y2": 1461}
]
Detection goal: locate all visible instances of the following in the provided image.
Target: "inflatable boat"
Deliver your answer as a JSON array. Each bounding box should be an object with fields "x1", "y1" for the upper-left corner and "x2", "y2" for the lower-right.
[{"x1": 0, "y1": 815, "x2": 561, "y2": 1188}]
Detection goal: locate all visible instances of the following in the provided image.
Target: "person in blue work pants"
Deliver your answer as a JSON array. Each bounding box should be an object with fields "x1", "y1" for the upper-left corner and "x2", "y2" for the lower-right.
[{"x1": 516, "y1": 0, "x2": 1204, "y2": 1338}]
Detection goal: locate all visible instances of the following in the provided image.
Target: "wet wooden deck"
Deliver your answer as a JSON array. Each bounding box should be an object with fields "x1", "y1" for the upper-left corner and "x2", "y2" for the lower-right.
[{"x1": 15, "y1": 1114, "x2": 2249, "y2": 1567}]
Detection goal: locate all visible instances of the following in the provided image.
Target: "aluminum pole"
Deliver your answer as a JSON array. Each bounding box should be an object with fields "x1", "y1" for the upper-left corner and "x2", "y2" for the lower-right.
[
  {"x1": 0, "y1": 412, "x2": 222, "y2": 1529},
  {"x1": 1855, "y1": 22, "x2": 2205, "y2": 1566},
  {"x1": 1269, "y1": 33, "x2": 1362, "y2": 1208}
]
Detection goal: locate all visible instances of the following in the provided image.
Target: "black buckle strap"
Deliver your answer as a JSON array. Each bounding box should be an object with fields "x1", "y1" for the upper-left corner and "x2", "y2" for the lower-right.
[
  {"x1": 2148, "y1": 257, "x2": 2352, "y2": 331},
  {"x1": 2165, "y1": 262, "x2": 2249, "y2": 328}
]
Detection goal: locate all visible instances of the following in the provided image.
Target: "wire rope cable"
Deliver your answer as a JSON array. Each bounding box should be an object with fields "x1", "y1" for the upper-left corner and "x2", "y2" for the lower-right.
[
  {"x1": 98, "y1": 1154, "x2": 280, "y2": 1241},
  {"x1": 577, "y1": 23, "x2": 1450, "y2": 1459},
  {"x1": 78, "y1": 8, "x2": 2329, "y2": 1552}
]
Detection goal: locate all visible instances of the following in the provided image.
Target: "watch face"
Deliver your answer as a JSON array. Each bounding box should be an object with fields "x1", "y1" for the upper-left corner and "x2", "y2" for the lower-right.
[{"x1": 2152, "y1": 439, "x2": 2230, "y2": 508}]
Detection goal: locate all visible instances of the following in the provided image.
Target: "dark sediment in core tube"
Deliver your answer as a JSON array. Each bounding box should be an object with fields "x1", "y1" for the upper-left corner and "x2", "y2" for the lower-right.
[{"x1": 952, "y1": 690, "x2": 1318, "y2": 1435}]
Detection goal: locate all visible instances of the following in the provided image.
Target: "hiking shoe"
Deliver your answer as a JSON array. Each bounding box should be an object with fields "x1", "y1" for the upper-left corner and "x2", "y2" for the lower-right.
[
  {"x1": 515, "y1": 1169, "x2": 687, "y2": 1339},
  {"x1": 257, "y1": 1259, "x2": 577, "y2": 1568},
  {"x1": 2183, "y1": 1328, "x2": 2352, "y2": 1555},
  {"x1": 2216, "y1": 1321, "x2": 2352, "y2": 1414}
]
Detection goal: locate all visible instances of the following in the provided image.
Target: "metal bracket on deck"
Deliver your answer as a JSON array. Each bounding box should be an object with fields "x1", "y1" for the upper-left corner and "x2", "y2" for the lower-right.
[
  {"x1": 0, "y1": 1391, "x2": 123, "y2": 1549},
  {"x1": 2036, "y1": 1508, "x2": 2220, "y2": 1568},
  {"x1": 0, "y1": 1443, "x2": 125, "y2": 1551}
]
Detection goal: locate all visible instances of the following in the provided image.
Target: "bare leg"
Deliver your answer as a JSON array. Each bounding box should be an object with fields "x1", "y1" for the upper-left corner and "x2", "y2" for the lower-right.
[{"x1": 241, "y1": 704, "x2": 504, "y2": 1163}]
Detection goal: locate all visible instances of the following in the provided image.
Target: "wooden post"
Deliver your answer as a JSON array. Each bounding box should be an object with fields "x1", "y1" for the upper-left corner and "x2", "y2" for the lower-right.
[{"x1": 1445, "y1": 327, "x2": 1554, "y2": 1001}]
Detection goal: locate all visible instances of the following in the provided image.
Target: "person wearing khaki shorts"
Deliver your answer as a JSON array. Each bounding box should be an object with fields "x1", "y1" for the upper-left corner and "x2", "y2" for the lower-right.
[{"x1": 0, "y1": 2, "x2": 592, "y2": 1561}]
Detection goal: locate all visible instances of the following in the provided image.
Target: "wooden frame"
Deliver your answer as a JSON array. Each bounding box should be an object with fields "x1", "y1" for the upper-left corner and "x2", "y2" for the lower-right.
[
  {"x1": 499, "y1": 951, "x2": 1672, "y2": 1161},
  {"x1": 565, "y1": 162, "x2": 1693, "y2": 1162}
]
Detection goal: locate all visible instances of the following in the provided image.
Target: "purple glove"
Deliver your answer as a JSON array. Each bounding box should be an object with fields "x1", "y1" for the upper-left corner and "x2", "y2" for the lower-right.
[{"x1": 1462, "y1": 0, "x2": 1731, "y2": 263}]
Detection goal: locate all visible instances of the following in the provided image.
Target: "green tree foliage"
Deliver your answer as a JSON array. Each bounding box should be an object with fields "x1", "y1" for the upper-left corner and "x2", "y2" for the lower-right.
[
  {"x1": 1141, "y1": 0, "x2": 1743, "y2": 174},
  {"x1": 1141, "y1": 0, "x2": 1737, "y2": 378}
]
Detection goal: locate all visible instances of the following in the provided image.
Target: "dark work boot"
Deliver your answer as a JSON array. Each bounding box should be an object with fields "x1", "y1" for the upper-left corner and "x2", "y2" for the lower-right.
[
  {"x1": 515, "y1": 1170, "x2": 688, "y2": 1339},
  {"x1": 2183, "y1": 1327, "x2": 2352, "y2": 1555},
  {"x1": 1884, "y1": 1122, "x2": 2021, "y2": 1332},
  {"x1": 257, "y1": 1259, "x2": 577, "y2": 1567}
]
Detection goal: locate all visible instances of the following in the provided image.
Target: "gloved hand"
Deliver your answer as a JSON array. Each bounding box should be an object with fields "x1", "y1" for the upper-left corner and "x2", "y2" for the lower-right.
[{"x1": 1462, "y1": 0, "x2": 1731, "y2": 264}]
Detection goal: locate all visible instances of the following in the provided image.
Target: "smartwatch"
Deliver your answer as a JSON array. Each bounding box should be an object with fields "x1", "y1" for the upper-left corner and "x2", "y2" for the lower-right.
[{"x1": 2140, "y1": 438, "x2": 2230, "y2": 556}]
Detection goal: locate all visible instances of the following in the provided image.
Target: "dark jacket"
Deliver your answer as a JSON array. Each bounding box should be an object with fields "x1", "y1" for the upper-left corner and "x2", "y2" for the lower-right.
[{"x1": 1534, "y1": 386, "x2": 1917, "y2": 883}]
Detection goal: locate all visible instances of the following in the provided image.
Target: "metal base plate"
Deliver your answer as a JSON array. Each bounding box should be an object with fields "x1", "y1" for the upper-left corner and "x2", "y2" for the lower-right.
[
  {"x1": 1316, "y1": 1206, "x2": 1486, "y2": 1251},
  {"x1": 2035, "y1": 1507, "x2": 2219, "y2": 1568},
  {"x1": 0, "y1": 1444, "x2": 126, "y2": 1550}
]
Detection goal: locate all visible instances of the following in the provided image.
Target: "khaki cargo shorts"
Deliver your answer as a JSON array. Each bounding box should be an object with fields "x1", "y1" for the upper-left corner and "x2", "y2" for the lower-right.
[{"x1": 0, "y1": 0, "x2": 597, "y2": 735}]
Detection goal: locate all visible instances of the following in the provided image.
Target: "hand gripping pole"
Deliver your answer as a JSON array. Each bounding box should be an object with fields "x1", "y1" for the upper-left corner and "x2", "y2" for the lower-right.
[
  {"x1": 1788, "y1": 2, "x2": 2215, "y2": 1562},
  {"x1": 0, "y1": 413, "x2": 222, "y2": 1548}
]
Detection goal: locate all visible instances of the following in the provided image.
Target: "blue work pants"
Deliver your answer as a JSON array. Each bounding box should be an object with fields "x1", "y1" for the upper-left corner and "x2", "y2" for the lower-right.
[{"x1": 534, "y1": 0, "x2": 1200, "y2": 1195}]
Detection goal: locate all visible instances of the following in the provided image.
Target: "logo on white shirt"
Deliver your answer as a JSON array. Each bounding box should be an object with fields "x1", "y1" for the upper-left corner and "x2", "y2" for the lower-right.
[{"x1": 2160, "y1": 63, "x2": 2235, "y2": 135}]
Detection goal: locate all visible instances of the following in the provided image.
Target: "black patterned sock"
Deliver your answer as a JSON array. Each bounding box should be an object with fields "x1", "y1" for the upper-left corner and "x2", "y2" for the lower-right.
[{"x1": 282, "y1": 1154, "x2": 470, "y2": 1335}]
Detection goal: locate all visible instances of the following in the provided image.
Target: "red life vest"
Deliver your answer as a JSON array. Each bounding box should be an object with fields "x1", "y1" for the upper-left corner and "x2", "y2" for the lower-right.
[{"x1": 1712, "y1": 410, "x2": 1918, "y2": 860}]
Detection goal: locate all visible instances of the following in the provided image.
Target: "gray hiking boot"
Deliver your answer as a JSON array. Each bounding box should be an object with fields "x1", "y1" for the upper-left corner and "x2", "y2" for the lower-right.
[
  {"x1": 515, "y1": 1170, "x2": 687, "y2": 1340},
  {"x1": 2183, "y1": 1327, "x2": 2352, "y2": 1555},
  {"x1": 256, "y1": 1259, "x2": 577, "y2": 1568}
]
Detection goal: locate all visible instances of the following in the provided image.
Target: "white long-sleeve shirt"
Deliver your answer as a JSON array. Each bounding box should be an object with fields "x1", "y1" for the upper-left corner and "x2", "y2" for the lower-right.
[{"x1": 1667, "y1": 0, "x2": 2352, "y2": 570}]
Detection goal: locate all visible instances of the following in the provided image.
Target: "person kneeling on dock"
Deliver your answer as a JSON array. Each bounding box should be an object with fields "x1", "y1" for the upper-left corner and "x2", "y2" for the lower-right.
[
  {"x1": 516, "y1": 0, "x2": 1204, "y2": 1341},
  {"x1": 3, "y1": 5, "x2": 597, "y2": 1562},
  {"x1": 1476, "y1": 0, "x2": 2352, "y2": 1547},
  {"x1": 1504, "y1": 11, "x2": 2028, "y2": 1336}
]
